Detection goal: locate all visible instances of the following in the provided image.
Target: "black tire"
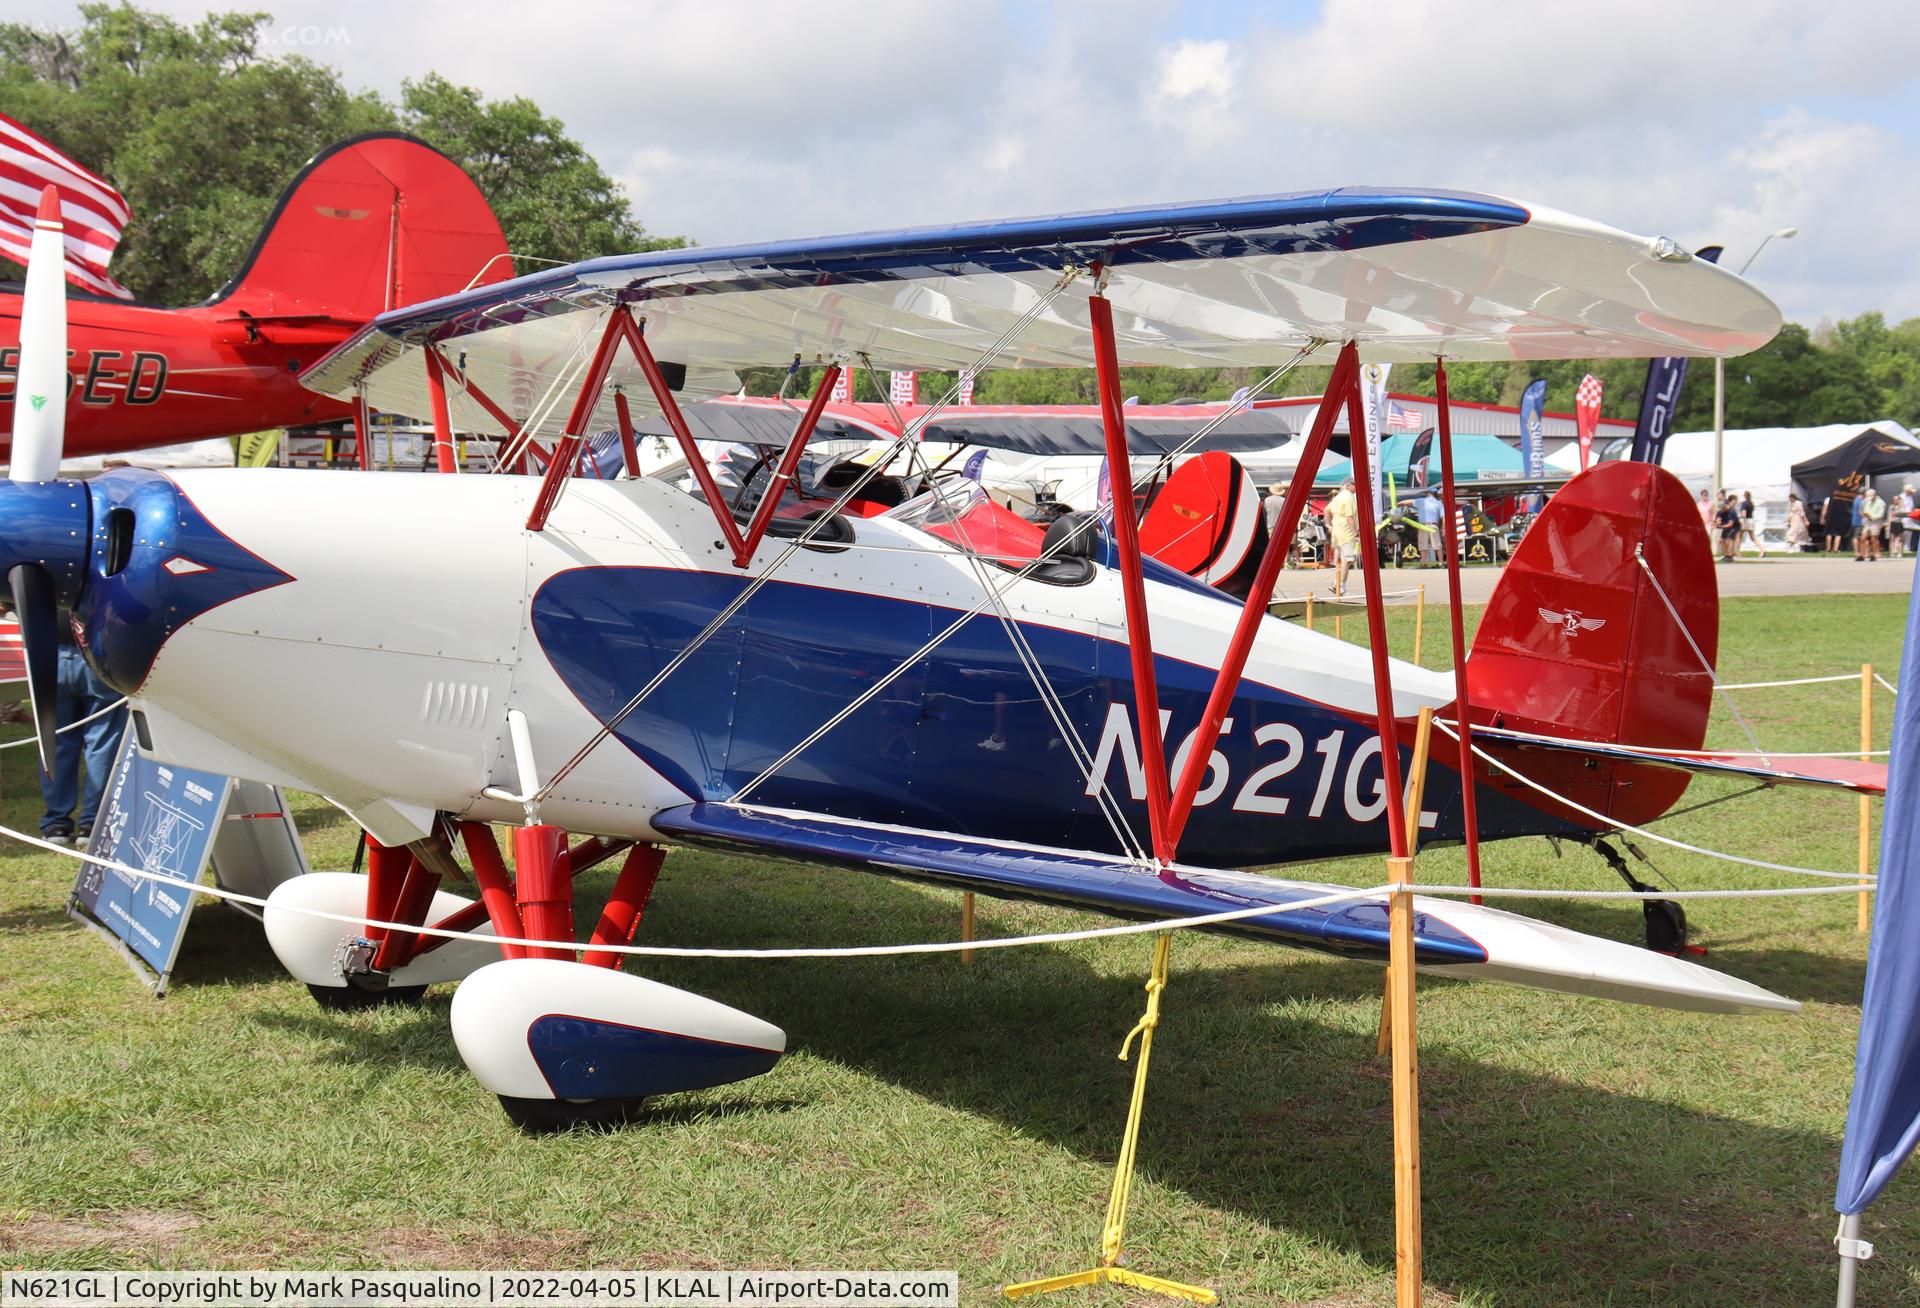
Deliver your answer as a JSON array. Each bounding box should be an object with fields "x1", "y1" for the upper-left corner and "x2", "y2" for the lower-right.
[
  {"x1": 306, "y1": 981, "x2": 429, "y2": 1011},
  {"x1": 497, "y1": 1095, "x2": 648, "y2": 1134}
]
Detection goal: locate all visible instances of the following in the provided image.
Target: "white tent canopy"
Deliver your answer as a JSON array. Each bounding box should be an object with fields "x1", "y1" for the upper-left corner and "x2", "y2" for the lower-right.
[{"x1": 1549, "y1": 420, "x2": 1919, "y2": 538}]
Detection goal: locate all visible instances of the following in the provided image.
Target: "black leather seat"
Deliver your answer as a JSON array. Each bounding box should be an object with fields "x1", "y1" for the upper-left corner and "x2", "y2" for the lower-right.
[{"x1": 1004, "y1": 511, "x2": 1097, "y2": 585}]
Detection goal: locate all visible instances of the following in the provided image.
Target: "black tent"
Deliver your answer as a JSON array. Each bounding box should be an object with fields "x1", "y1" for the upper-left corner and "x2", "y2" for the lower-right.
[{"x1": 1791, "y1": 426, "x2": 1920, "y2": 526}]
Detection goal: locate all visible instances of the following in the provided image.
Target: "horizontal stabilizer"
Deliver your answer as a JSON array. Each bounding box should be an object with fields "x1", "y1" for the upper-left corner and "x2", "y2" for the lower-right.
[
  {"x1": 653, "y1": 803, "x2": 1797, "y2": 1014},
  {"x1": 1473, "y1": 724, "x2": 1888, "y2": 796}
]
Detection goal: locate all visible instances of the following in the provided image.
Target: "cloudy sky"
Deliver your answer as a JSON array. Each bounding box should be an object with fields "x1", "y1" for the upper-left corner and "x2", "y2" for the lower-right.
[{"x1": 17, "y1": 0, "x2": 1920, "y2": 326}]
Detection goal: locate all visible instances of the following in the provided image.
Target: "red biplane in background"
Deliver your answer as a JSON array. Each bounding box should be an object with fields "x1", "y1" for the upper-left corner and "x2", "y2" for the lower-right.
[{"x1": 0, "y1": 133, "x2": 512, "y2": 462}]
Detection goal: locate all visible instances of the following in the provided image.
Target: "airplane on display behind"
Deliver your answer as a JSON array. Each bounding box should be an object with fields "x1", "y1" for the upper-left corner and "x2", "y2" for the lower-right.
[
  {"x1": 1, "y1": 182, "x2": 1890, "y2": 1132},
  {"x1": 0, "y1": 133, "x2": 513, "y2": 460}
]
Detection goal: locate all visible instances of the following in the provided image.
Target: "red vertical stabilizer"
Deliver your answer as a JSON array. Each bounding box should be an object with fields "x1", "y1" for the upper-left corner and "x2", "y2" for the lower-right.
[{"x1": 1467, "y1": 461, "x2": 1719, "y2": 827}]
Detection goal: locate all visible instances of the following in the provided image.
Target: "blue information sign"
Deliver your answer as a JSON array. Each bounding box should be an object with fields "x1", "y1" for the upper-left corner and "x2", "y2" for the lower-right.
[{"x1": 70, "y1": 736, "x2": 234, "y2": 987}]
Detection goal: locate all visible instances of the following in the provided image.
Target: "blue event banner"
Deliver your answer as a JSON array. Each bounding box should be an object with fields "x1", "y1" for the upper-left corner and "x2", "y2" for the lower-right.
[
  {"x1": 71, "y1": 738, "x2": 233, "y2": 980},
  {"x1": 1518, "y1": 379, "x2": 1547, "y2": 481}
]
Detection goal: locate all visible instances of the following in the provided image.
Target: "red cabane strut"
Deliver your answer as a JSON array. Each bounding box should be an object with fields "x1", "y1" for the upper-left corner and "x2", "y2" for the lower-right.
[
  {"x1": 1085, "y1": 301, "x2": 1428, "y2": 869},
  {"x1": 520, "y1": 305, "x2": 842, "y2": 566}
]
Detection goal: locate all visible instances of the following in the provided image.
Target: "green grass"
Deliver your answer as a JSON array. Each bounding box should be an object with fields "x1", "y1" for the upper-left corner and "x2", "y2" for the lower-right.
[{"x1": 0, "y1": 593, "x2": 1914, "y2": 1305}]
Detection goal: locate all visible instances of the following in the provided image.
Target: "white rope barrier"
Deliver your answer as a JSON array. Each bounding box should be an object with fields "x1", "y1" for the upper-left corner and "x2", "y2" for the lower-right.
[
  {"x1": 0, "y1": 696, "x2": 128, "y2": 750},
  {"x1": 1313, "y1": 587, "x2": 1426, "y2": 605},
  {"x1": 1403, "y1": 882, "x2": 1871, "y2": 902},
  {"x1": 1718, "y1": 674, "x2": 1867, "y2": 690},
  {"x1": 1875, "y1": 672, "x2": 1900, "y2": 697},
  {"x1": 1432, "y1": 719, "x2": 1872, "y2": 882}
]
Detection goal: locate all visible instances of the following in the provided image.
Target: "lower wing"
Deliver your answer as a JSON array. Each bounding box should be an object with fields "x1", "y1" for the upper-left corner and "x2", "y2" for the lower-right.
[{"x1": 652, "y1": 802, "x2": 1796, "y2": 1015}]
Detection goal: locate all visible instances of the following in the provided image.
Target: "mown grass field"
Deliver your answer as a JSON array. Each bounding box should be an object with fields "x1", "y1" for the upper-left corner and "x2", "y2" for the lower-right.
[{"x1": 0, "y1": 592, "x2": 1912, "y2": 1306}]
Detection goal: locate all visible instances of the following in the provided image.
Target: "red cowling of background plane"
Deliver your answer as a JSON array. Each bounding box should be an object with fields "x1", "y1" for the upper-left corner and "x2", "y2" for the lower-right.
[{"x1": 0, "y1": 132, "x2": 511, "y2": 460}]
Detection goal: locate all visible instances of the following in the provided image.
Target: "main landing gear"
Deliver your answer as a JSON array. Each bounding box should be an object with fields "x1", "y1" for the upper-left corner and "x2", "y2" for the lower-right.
[{"x1": 263, "y1": 821, "x2": 786, "y2": 1131}]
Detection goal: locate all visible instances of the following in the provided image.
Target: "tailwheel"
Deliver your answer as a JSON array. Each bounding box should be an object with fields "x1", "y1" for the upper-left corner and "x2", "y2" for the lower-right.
[
  {"x1": 305, "y1": 981, "x2": 429, "y2": 1011},
  {"x1": 496, "y1": 1095, "x2": 649, "y2": 1134}
]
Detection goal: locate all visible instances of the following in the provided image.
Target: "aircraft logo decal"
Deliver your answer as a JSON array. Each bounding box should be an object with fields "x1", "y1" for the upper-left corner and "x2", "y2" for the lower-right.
[{"x1": 1539, "y1": 607, "x2": 1606, "y2": 636}]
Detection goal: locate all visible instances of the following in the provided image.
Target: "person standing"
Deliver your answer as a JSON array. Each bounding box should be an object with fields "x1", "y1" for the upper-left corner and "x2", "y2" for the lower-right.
[
  {"x1": 39, "y1": 616, "x2": 129, "y2": 846},
  {"x1": 1853, "y1": 491, "x2": 1869, "y2": 561},
  {"x1": 1325, "y1": 479, "x2": 1359, "y2": 596},
  {"x1": 1715, "y1": 493, "x2": 1741, "y2": 563},
  {"x1": 1825, "y1": 491, "x2": 1849, "y2": 553},
  {"x1": 1891, "y1": 485, "x2": 1915, "y2": 558},
  {"x1": 1262, "y1": 482, "x2": 1288, "y2": 559},
  {"x1": 1416, "y1": 488, "x2": 1444, "y2": 565},
  {"x1": 1738, "y1": 491, "x2": 1765, "y2": 556},
  {"x1": 1860, "y1": 486, "x2": 1889, "y2": 562},
  {"x1": 1697, "y1": 488, "x2": 1715, "y2": 546},
  {"x1": 1785, "y1": 494, "x2": 1811, "y2": 553}
]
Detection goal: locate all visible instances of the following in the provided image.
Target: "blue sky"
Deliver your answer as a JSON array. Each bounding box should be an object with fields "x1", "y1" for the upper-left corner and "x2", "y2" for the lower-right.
[{"x1": 13, "y1": 0, "x2": 1920, "y2": 326}]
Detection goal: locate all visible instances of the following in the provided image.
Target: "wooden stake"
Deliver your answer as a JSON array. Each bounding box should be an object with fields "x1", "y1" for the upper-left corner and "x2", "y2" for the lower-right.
[
  {"x1": 1412, "y1": 584, "x2": 1425, "y2": 667},
  {"x1": 1305, "y1": 593, "x2": 1315, "y2": 632},
  {"x1": 962, "y1": 891, "x2": 977, "y2": 964},
  {"x1": 1860, "y1": 663, "x2": 1874, "y2": 934},
  {"x1": 1387, "y1": 852, "x2": 1423, "y2": 1308},
  {"x1": 1334, "y1": 613, "x2": 1344, "y2": 643},
  {"x1": 1379, "y1": 708, "x2": 1435, "y2": 1057}
]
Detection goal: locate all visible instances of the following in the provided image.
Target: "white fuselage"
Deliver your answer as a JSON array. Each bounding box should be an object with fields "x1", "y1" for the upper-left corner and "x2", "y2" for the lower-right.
[{"x1": 133, "y1": 469, "x2": 1452, "y2": 848}]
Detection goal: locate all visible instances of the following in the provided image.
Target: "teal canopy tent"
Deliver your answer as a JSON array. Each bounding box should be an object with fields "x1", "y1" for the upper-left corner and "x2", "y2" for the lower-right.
[{"x1": 1315, "y1": 432, "x2": 1525, "y2": 486}]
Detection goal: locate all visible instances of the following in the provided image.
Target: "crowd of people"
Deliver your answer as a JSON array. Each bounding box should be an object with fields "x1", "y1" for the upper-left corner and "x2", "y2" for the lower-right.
[
  {"x1": 1698, "y1": 485, "x2": 1920, "y2": 561},
  {"x1": 1261, "y1": 480, "x2": 1453, "y2": 596}
]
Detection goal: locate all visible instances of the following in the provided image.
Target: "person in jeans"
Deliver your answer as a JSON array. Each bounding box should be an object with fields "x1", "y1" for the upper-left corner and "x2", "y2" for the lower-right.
[{"x1": 37, "y1": 618, "x2": 128, "y2": 846}]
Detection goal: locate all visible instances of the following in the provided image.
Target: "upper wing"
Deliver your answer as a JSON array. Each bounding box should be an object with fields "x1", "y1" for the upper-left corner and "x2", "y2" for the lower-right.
[
  {"x1": 651, "y1": 801, "x2": 1796, "y2": 1015},
  {"x1": 300, "y1": 187, "x2": 1780, "y2": 444}
]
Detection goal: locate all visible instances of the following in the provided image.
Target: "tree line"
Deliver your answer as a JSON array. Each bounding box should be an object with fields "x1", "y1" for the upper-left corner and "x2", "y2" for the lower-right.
[
  {"x1": 7, "y1": 5, "x2": 1912, "y2": 436},
  {"x1": 0, "y1": 3, "x2": 680, "y2": 305},
  {"x1": 746, "y1": 313, "x2": 1920, "y2": 436}
]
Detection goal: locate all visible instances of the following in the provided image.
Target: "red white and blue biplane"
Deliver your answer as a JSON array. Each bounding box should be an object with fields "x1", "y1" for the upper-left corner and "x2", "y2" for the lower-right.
[{"x1": 3, "y1": 184, "x2": 1882, "y2": 1130}]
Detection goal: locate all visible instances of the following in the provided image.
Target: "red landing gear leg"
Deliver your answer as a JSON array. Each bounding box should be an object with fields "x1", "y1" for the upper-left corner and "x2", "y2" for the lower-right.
[
  {"x1": 513, "y1": 825, "x2": 575, "y2": 960},
  {"x1": 309, "y1": 840, "x2": 436, "y2": 1011},
  {"x1": 583, "y1": 846, "x2": 664, "y2": 970},
  {"x1": 362, "y1": 838, "x2": 411, "y2": 950},
  {"x1": 371, "y1": 857, "x2": 442, "y2": 973}
]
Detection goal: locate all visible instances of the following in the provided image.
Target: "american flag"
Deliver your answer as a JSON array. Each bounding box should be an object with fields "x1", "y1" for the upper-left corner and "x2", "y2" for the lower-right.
[
  {"x1": 1387, "y1": 401, "x2": 1424, "y2": 431},
  {"x1": 889, "y1": 370, "x2": 917, "y2": 406},
  {"x1": 0, "y1": 113, "x2": 132, "y2": 299}
]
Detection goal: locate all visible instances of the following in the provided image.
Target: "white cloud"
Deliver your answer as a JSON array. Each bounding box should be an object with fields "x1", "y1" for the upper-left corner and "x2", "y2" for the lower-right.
[
  {"x1": 7, "y1": 0, "x2": 1920, "y2": 324},
  {"x1": 1147, "y1": 39, "x2": 1238, "y2": 145},
  {"x1": 1251, "y1": 0, "x2": 1920, "y2": 138}
]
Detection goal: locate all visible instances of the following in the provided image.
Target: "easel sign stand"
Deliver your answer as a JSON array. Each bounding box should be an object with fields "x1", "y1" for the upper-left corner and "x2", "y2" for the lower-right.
[{"x1": 66, "y1": 733, "x2": 308, "y2": 995}]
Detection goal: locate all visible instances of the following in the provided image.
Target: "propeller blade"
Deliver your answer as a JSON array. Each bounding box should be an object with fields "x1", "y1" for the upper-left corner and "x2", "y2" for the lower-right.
[
  {"x1": 8, "y1": 564, "x2": 61, "y2": 774},
  {"x1": 11, "y1": 185, "x2": 69, "y2": 482}
]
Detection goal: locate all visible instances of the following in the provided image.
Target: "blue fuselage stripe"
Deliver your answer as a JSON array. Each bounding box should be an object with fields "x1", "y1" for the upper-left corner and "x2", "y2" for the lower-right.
[{"x1": 532, "y1": 566, "x2": 1570, "y2": 868}]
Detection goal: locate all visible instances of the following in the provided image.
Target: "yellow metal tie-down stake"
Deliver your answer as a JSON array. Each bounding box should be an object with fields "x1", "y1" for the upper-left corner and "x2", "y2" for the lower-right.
[{"x1": 1003, "y1": 933, "x2": 1216, "y2": 1304}]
